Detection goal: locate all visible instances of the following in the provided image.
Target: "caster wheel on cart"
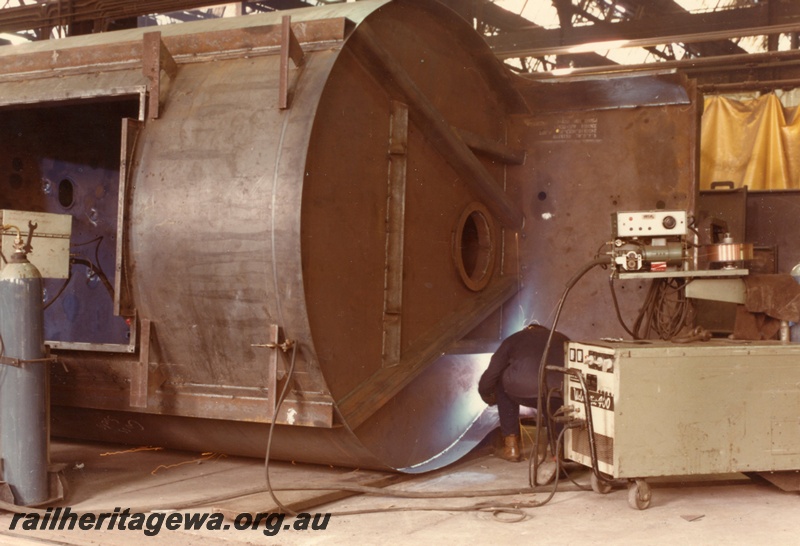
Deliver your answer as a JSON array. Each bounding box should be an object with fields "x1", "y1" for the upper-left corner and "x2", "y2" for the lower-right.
[
  {"x1": 627, "y1": 479, "x2": 651, "y2": 510},
  {"x1": 591, "y1": 472, "x2": 613, "y2": 494}
]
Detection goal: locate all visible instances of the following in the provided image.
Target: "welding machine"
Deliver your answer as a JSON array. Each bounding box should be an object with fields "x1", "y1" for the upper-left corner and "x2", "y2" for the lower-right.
[{"x1": 563, "y1": 339, "x2": 800, "y2": 508}]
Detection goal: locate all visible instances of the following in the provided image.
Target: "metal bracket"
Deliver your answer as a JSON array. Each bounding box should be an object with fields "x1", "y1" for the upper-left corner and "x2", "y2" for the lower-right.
[
  {"x1": 0, "y1": 344, "x2": 57, "y2": 368},
  {"x1": 252, "y1": 338, "x2": 296, "y2": 353},
  {"x1": 0, "y1": 481, "x2": 12, "y2": 505},
  {"x1": 0, "y1": 355, "x2": 57, "y2": 368},
  {"x1": 279, "y1": 15, "x2": 305, "y2": 110},
  {"x1": 0, "y1": 459, "x2": 65, "y2": 505},
  {"x1": 252, "y1": 325, "x2": 294, "y2": 422},
  {"x1": 382, "y1": 101, "x2": 408, "y2": 368},
  {"x1": 114, "y1": 118, "x2": 143, "y2": 317},
  {"x1": 129, "y1": 319, "x2": 164, "y2": 408},
  {"x1": 142, "y1": 31, "x2": 178, "y2": 120}
]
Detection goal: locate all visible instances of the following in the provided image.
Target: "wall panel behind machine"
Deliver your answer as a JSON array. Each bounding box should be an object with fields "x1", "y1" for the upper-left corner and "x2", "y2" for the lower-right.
[{"x1": 501, "y1": 74, "x2": 700, "y2": 341}]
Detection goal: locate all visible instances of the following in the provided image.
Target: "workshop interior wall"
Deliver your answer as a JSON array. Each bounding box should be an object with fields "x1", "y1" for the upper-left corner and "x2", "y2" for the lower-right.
[{"x1": 502, "y1": 75, "x2": 700, "y2": 342}]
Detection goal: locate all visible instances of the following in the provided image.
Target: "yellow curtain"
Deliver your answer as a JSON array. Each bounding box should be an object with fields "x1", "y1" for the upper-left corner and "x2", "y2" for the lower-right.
[{"x1": 700, "y1": 94, "x2": 800, "y2": 190}]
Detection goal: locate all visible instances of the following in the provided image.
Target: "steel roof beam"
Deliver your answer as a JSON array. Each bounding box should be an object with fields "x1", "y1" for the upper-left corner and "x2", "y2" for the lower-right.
[
  {"x1": 489, "y1": 2, "x2": 800, "y2": 59},
  {"x1": 0, "y1": 0, "x2": 312, "y2": 35}
]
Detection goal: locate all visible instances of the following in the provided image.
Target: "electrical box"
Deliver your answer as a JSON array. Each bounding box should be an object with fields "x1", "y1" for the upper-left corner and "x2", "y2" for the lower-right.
[
  {"x1": 564, "y1": 340, "x2": 800, "y2": 478},
  {"x1": 612, "y1": 210, "x2": 687, "y2": 238},
  {"x1": 1, "y1": 210, "x2": 72, "y2": 279}
]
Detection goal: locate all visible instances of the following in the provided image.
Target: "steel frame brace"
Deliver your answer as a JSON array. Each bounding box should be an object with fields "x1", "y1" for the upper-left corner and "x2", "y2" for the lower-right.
[
  {"x1": 142, "y1": 31, "x2": 178, "y2": 120},
  {"x1": 279, "y1": 15, "x2": 305, "y2": 109}
]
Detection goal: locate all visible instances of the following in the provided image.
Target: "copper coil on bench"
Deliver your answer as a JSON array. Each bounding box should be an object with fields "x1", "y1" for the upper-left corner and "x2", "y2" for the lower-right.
[{"x1": 702, "y1": 242, "x2": 754, "y2": 268}]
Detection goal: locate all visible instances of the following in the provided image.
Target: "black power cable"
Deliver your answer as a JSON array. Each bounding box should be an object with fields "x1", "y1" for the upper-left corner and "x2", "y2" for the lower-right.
[
  {"x1": 71, "y1": 257, "x2": 114, "y2": 300},
  {"x1": 531, "y1": 256, "x2": 609, "y2": 489},
  {"x1": 259, "y1": 342, "x2": 568, "y2": 518},
  {"x1": 259, "y1": 304, "x2": 611, "y2": 518},
  {"x1": 620, "y1": 277, "x2": 689, "y2": 341},
  {"x1": 43, "y1": 268, "x2": 73, "y2": 311},
  {"x1": 609, "y1": 276, "x2": 637, "y2": 338},
  {"x1": 263, "y1": 341, "x2": 299, "y2": 516},
  {"x1": 43, "y1": 236, "x2": 115, "y2": 311}
]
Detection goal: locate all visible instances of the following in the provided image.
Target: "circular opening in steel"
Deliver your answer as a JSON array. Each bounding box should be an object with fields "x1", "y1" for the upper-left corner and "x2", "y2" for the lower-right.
[
  {"x1": 58, "y1": 179, "x2": 74, "y2": 209},
  {"x1": 454, "y1": 203, "x2": 495, "y2": 291}
]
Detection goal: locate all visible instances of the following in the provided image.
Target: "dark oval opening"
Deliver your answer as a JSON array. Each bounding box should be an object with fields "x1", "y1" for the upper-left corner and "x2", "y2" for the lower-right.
[
  {"x1": 455, "y1": 204, "x2": 495, "y2": 292},
  {"x1": 58, "y1": 179, "x2": 74, "y2": 208}
]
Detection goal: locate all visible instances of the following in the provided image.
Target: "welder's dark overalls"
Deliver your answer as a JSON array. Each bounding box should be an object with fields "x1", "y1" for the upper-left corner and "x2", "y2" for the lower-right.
[{"x1": 478, "y1": 325, "x2": 569, "y2": 437}]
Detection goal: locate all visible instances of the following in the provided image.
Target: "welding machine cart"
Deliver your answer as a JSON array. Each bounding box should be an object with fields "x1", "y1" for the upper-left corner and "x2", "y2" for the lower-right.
[{"x1": 562, "y1": 339, "x2": 800, "y2": 509}]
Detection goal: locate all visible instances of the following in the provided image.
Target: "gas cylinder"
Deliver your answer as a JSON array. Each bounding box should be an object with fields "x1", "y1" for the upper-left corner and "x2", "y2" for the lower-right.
[{"x1": 0, "y1": 241, "x2": 49, "y2": 505}]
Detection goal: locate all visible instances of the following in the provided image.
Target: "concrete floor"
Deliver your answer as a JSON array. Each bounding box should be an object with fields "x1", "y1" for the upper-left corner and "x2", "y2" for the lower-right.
[{"x1": 0, "y1": 438, "x2": 797, "y2": 545}]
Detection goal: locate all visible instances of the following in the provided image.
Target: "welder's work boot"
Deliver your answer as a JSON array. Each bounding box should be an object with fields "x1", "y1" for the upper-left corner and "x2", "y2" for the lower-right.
[{"x1": 500, "y1": 434, "x2": 521, "y2": 462}]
